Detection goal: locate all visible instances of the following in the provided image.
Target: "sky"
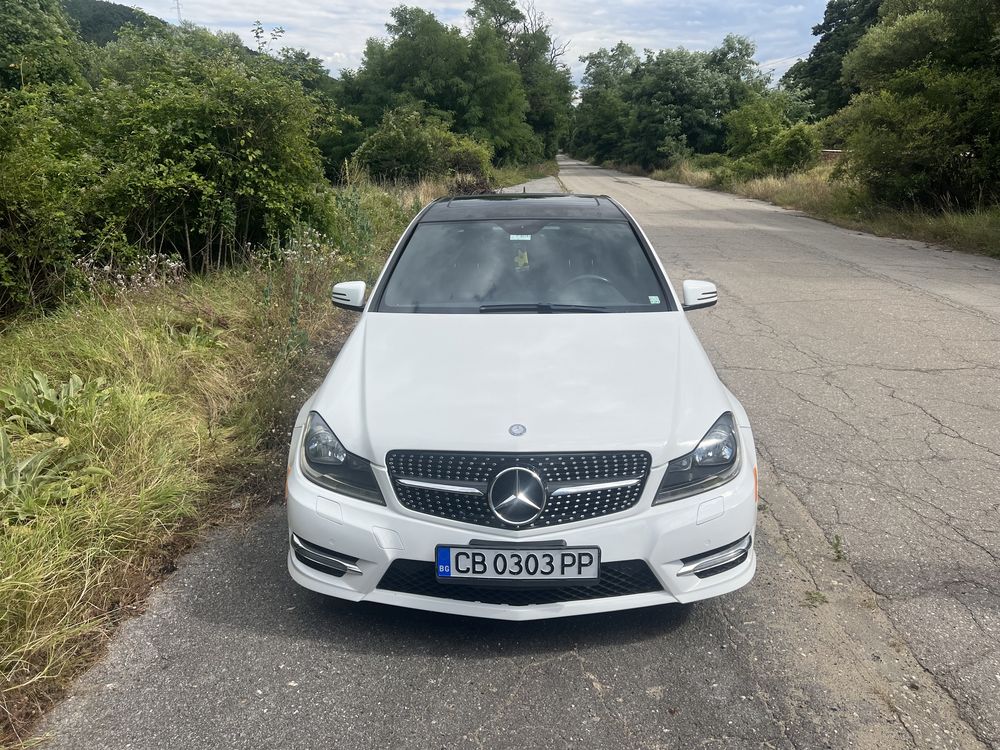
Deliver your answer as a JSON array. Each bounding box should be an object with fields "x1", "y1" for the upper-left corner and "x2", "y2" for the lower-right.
[{"x1": 131, "y1": 0, "x2": 827, "y2": 82}]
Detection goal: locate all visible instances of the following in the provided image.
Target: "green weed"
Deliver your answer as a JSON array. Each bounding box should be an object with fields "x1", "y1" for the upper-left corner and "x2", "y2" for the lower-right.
[
  {"x1": 832, "y1": 534, "x2": 845, "y2": 561},
  {"x1": 804, "y1": 590, "x2": 829, "y2": 608}
]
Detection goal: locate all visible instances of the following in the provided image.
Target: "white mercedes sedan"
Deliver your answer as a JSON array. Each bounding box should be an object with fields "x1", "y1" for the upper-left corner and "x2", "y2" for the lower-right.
[{"x1": 286, "y1": 194, "x2": 757, "y2": 620}]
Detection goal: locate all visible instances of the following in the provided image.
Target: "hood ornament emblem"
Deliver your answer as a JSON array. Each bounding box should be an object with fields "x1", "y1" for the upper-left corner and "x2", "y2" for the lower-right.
[{"x1": 508, "y1": 423, "x2": 526, "y2": 436}]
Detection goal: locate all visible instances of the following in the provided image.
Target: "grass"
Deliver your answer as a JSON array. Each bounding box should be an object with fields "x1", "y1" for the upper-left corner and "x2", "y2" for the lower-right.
[
  {"x1": 493, "y1": 159, "x2": 560, "y2": 187},
  {"x1": 654, "y1": 161, "x2": 1000, "y2": 258},
  {"x1": 803, "y1": 590, "x2": 829, "y2": 608},
  {"x1": 0, "y1": 177, "x2": 452, "y2": 747},
  {"x1": 832, "y1": 534, "x2": 845, "y2": 562}
]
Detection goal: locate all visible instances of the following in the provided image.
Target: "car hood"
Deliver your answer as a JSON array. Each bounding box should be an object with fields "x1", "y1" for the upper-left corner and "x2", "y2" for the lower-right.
[{"x1": 309, "y1": 312, "x2": 734, "y2": 467}]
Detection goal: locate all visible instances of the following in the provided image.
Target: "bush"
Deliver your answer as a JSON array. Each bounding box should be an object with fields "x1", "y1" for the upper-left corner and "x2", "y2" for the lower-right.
[
  {"x1": 833, "y1": 68, "x2": 1000, "y2": 206},
  {"x1": 0, "y1": 25, "x2": 335, "y2": 315},
  {"x1": 688, "y1": 153, "x2": 731, "y2": 170},
  {"x1": 0, "y1": 88, "x2": 94, "y2": 311},
  {"x1": 831, "y1": 0, "x2": 1000, "y2": 207},
  {"x1": 351, "y1": 106, "x2": 493, "y2": 182},
  {"x1": 723, "y1": 97, "x2": 784, "y2": 158},
  {"x1": 763, "y1": 123, "x2": 821, "y2": 175}
]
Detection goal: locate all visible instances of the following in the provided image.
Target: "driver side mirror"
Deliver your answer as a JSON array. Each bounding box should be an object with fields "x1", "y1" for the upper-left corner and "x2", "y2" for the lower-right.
[
  {"x1": 332, "y1": 281, "x2": 366, "y2": 311},
  {"x1": 681, "y1": 280, "x2": 718, "y2": 311}
]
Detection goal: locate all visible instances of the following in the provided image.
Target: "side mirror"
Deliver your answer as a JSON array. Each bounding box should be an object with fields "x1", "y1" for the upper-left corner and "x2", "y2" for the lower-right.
[
  {"x1": 332, "y1": 281, "x2": 366, "y2": 311},
  {"x1": 681, "y1": 280, "x2": 718, "y2": 311}
]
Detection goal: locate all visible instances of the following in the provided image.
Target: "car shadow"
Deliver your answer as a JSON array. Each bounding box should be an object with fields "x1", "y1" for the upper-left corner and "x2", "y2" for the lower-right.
[
  {"x1": 301, "y1": 593, "x2": 694, "y2": 659},
  {"x1": 182, "y1": 507, "x2": 695, "y2": 659}
]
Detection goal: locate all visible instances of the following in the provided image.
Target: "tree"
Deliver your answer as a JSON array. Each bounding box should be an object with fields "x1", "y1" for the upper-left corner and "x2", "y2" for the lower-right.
[
  {"x1": 466, "y1": 0, "x2": 525, "y2": 45},
  {"x1": 833, "y1": 0, "x2": 1000, "y2": 205},
  {"x1": 570, "y1": 43, "x2": 637, "y2": 162},
  {"x1": 336, "y1": 3, "x2": 563, "y2": 166},
  {"x1": 781, "y1": 0, "x2": 883, "y2": 119},
  {"x1": 462, "y1": 24, "x2": 541, "y2": 162},
  {"x1": 0, "y1": 0, "x2": 83, "y2": 89},
  {"x1": 571, "y1": 37, "x2": 769, "y2": 169},
  {"x1": 509, "y1": 4, "x2": 574, "y2": 158}
]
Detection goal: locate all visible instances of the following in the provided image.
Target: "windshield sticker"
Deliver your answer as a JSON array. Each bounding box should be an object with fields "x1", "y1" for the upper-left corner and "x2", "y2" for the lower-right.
[
  {"x1": 514, "y1": 250, "x2": 530, "y2": 269},
  {"x1": 648, "y1": 295, "x2": 660, "y2": 304},
  {"x1": 509, "y1": 234, "x2": 531, "y2": 241}
]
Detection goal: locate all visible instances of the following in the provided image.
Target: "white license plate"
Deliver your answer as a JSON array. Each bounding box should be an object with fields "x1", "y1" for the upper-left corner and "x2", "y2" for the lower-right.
[{"x1": 435, "y1": 546, "x2": 600, "y2": 583}]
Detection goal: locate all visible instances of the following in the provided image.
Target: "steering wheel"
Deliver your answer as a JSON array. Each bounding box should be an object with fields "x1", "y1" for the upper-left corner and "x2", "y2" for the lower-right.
[{"x1": 559, "y1": 274, "x2": 614, "y2": 291}]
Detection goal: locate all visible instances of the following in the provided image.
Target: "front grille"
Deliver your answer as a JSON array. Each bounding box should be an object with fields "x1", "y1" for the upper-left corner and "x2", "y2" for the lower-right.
[
  {"x1": 377, "y1": 559, "x2": 662, "y2": 606},
  {"x1": 386, "y1": 450, "x2": 651, "y2": 529}
]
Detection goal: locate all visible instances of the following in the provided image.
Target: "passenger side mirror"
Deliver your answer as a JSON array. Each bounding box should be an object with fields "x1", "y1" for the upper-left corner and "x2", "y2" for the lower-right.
[
  {"x1": 681, "y1": 280, "x2": 718, "y2": 311},
  {"x1": 332, "y1": 281, "x2": 366, "y2": 311}
]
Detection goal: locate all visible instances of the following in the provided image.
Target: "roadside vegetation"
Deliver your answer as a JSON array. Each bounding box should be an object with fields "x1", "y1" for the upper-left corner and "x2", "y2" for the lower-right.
[
  {"x1": 1, "y1": 0, "x2": 568, "y2": 742},
  {"x1": 569, "y1": 0, "x2": 999, "y2": 256},
  {"x1": 653, "y1": 161, "x2": 1000, "y2": 257},
  {"x1": 0, "y1": 177, "x2": 445, "y2": 744}
]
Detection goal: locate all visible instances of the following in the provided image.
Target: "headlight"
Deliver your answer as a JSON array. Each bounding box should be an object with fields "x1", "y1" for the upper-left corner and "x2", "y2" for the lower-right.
[
  {"x1": 654, "y1": 412, "x2": 740, "y2": 504},
  {"x1": 300, "y1": 412, "x2": 385, "y2": 505}
]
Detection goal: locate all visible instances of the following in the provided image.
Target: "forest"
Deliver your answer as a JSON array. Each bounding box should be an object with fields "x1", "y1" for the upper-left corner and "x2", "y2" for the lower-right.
[{"x1": 570, "y1": 0, "x2": 999, "y2": 214}]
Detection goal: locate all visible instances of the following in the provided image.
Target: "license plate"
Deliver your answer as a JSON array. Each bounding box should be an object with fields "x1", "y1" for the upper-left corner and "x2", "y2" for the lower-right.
[{"x1": 435, "y1": 545, "x2": 600, "y2": 583}]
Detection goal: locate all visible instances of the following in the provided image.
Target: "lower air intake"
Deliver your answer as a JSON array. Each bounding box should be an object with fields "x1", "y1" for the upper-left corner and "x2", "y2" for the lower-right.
[{"x1": 377, "y1": 559, "x2": 662, "y2": 606}]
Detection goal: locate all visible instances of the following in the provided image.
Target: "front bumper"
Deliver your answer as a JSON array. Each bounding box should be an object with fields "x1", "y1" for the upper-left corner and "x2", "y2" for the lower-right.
[{"x1": 286, "y1": 432, "x2": 757, "y2": 621}]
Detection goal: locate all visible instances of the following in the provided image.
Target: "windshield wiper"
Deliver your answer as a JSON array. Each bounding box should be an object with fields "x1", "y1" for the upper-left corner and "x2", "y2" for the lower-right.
[{"x1": 479, "y1": 303, "x2": 609, "y2": 313}]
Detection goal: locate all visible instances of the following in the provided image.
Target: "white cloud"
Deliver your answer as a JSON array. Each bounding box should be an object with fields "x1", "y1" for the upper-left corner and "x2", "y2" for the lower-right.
[{"x1": 134, "y1": 0, "x2": 826, "y2": 80}]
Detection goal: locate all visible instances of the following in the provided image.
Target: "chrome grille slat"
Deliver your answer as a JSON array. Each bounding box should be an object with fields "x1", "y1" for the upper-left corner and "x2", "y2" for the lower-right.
[{"x1": 386, "y1": 450, "x2": 651, "y2": 528}]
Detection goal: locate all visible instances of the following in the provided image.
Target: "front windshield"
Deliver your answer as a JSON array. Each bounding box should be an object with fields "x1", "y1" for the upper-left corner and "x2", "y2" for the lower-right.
[{"x1": 377, "y1": 219, "x2": 670, "y2": 313}]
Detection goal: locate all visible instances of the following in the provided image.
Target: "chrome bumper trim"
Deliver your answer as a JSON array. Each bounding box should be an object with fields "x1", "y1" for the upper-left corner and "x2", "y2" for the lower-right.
[
  {"x1": 290, "y1": 533, "x2": 363, "y2": 575},
  {"x1": 677, "y1": 534, "x2": 752, "y2": 576}
]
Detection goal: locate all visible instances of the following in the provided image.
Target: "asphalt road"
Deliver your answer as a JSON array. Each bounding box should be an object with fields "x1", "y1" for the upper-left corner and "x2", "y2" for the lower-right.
[{"x1": 37, "y1": 158, "x2": 1000, "y2": 749}]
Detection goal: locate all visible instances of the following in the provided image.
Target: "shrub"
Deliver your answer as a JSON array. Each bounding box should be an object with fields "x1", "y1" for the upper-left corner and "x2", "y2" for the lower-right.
[
  {"x1": 352, "y1": 106, "x2": 493, "y2": 182},
  {"x1": 723, "y1": 97, "x2": 785, "y2": 158},
  {"x1": 834, "y1": 68, "x2": 1000, "y2": 206},
  {"x1": 763, "y1": 123, "x2": 821, "y2": 175},
  {"x1": 689, "y1": 153, "x2": 731, "y2": 170},
  {"x1": 0, "y1": 25, "x2": 335, "y2": 315}
]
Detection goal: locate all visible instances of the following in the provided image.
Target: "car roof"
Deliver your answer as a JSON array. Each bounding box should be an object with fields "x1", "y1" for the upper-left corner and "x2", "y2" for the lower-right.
[{"x1": 420, "y1": 194, "x2": 627, "y2": 222}]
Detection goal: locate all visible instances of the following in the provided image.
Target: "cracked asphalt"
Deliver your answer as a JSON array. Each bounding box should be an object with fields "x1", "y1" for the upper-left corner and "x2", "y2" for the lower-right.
[{"x1": 36, "y1": 158, "x2": 1000, "y2": 749}]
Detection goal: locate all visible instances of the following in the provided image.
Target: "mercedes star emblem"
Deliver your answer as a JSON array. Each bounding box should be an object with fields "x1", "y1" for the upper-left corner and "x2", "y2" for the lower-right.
[
  {"x1": 508, "y1": 423, "x2": 526, "y2": 436},
  {"x1": 488, "y1": 466, "x2": 546, "y2": 526}
]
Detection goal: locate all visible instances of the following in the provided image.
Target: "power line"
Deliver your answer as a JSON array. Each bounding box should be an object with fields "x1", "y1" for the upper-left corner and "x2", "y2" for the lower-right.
[{"x1": 761, "y1": 50, "x2": 812, "y2": 67}]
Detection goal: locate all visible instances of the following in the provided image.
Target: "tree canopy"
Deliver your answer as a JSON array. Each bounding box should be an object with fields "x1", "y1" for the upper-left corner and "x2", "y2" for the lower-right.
[
  {"x1": 781, "y1": 0, "x2": 883, "y2": 119},
  {"x1": 570, "y1": 36, "x2": 788, "y2": 170},
  {"x1": 335, "y1": 1, "x2": 573, "y2": 165},
  {"x1": 832, "y1": 0, "x2": 1000, "y2": 205}
]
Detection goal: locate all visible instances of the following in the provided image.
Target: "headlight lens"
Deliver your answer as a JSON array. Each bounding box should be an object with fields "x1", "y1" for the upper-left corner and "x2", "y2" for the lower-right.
[
  {"x1": 300, "y1": 412, "x2": 385, "y2": 505},
  {"x1": 654, "y1": 412, "x2": 740, "y2": 504}
]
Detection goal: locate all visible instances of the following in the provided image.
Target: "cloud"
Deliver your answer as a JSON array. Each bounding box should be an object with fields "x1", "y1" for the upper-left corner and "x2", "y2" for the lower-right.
[{"x1": 136, "y1": 0, "x2": 824, "y2": 80}]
